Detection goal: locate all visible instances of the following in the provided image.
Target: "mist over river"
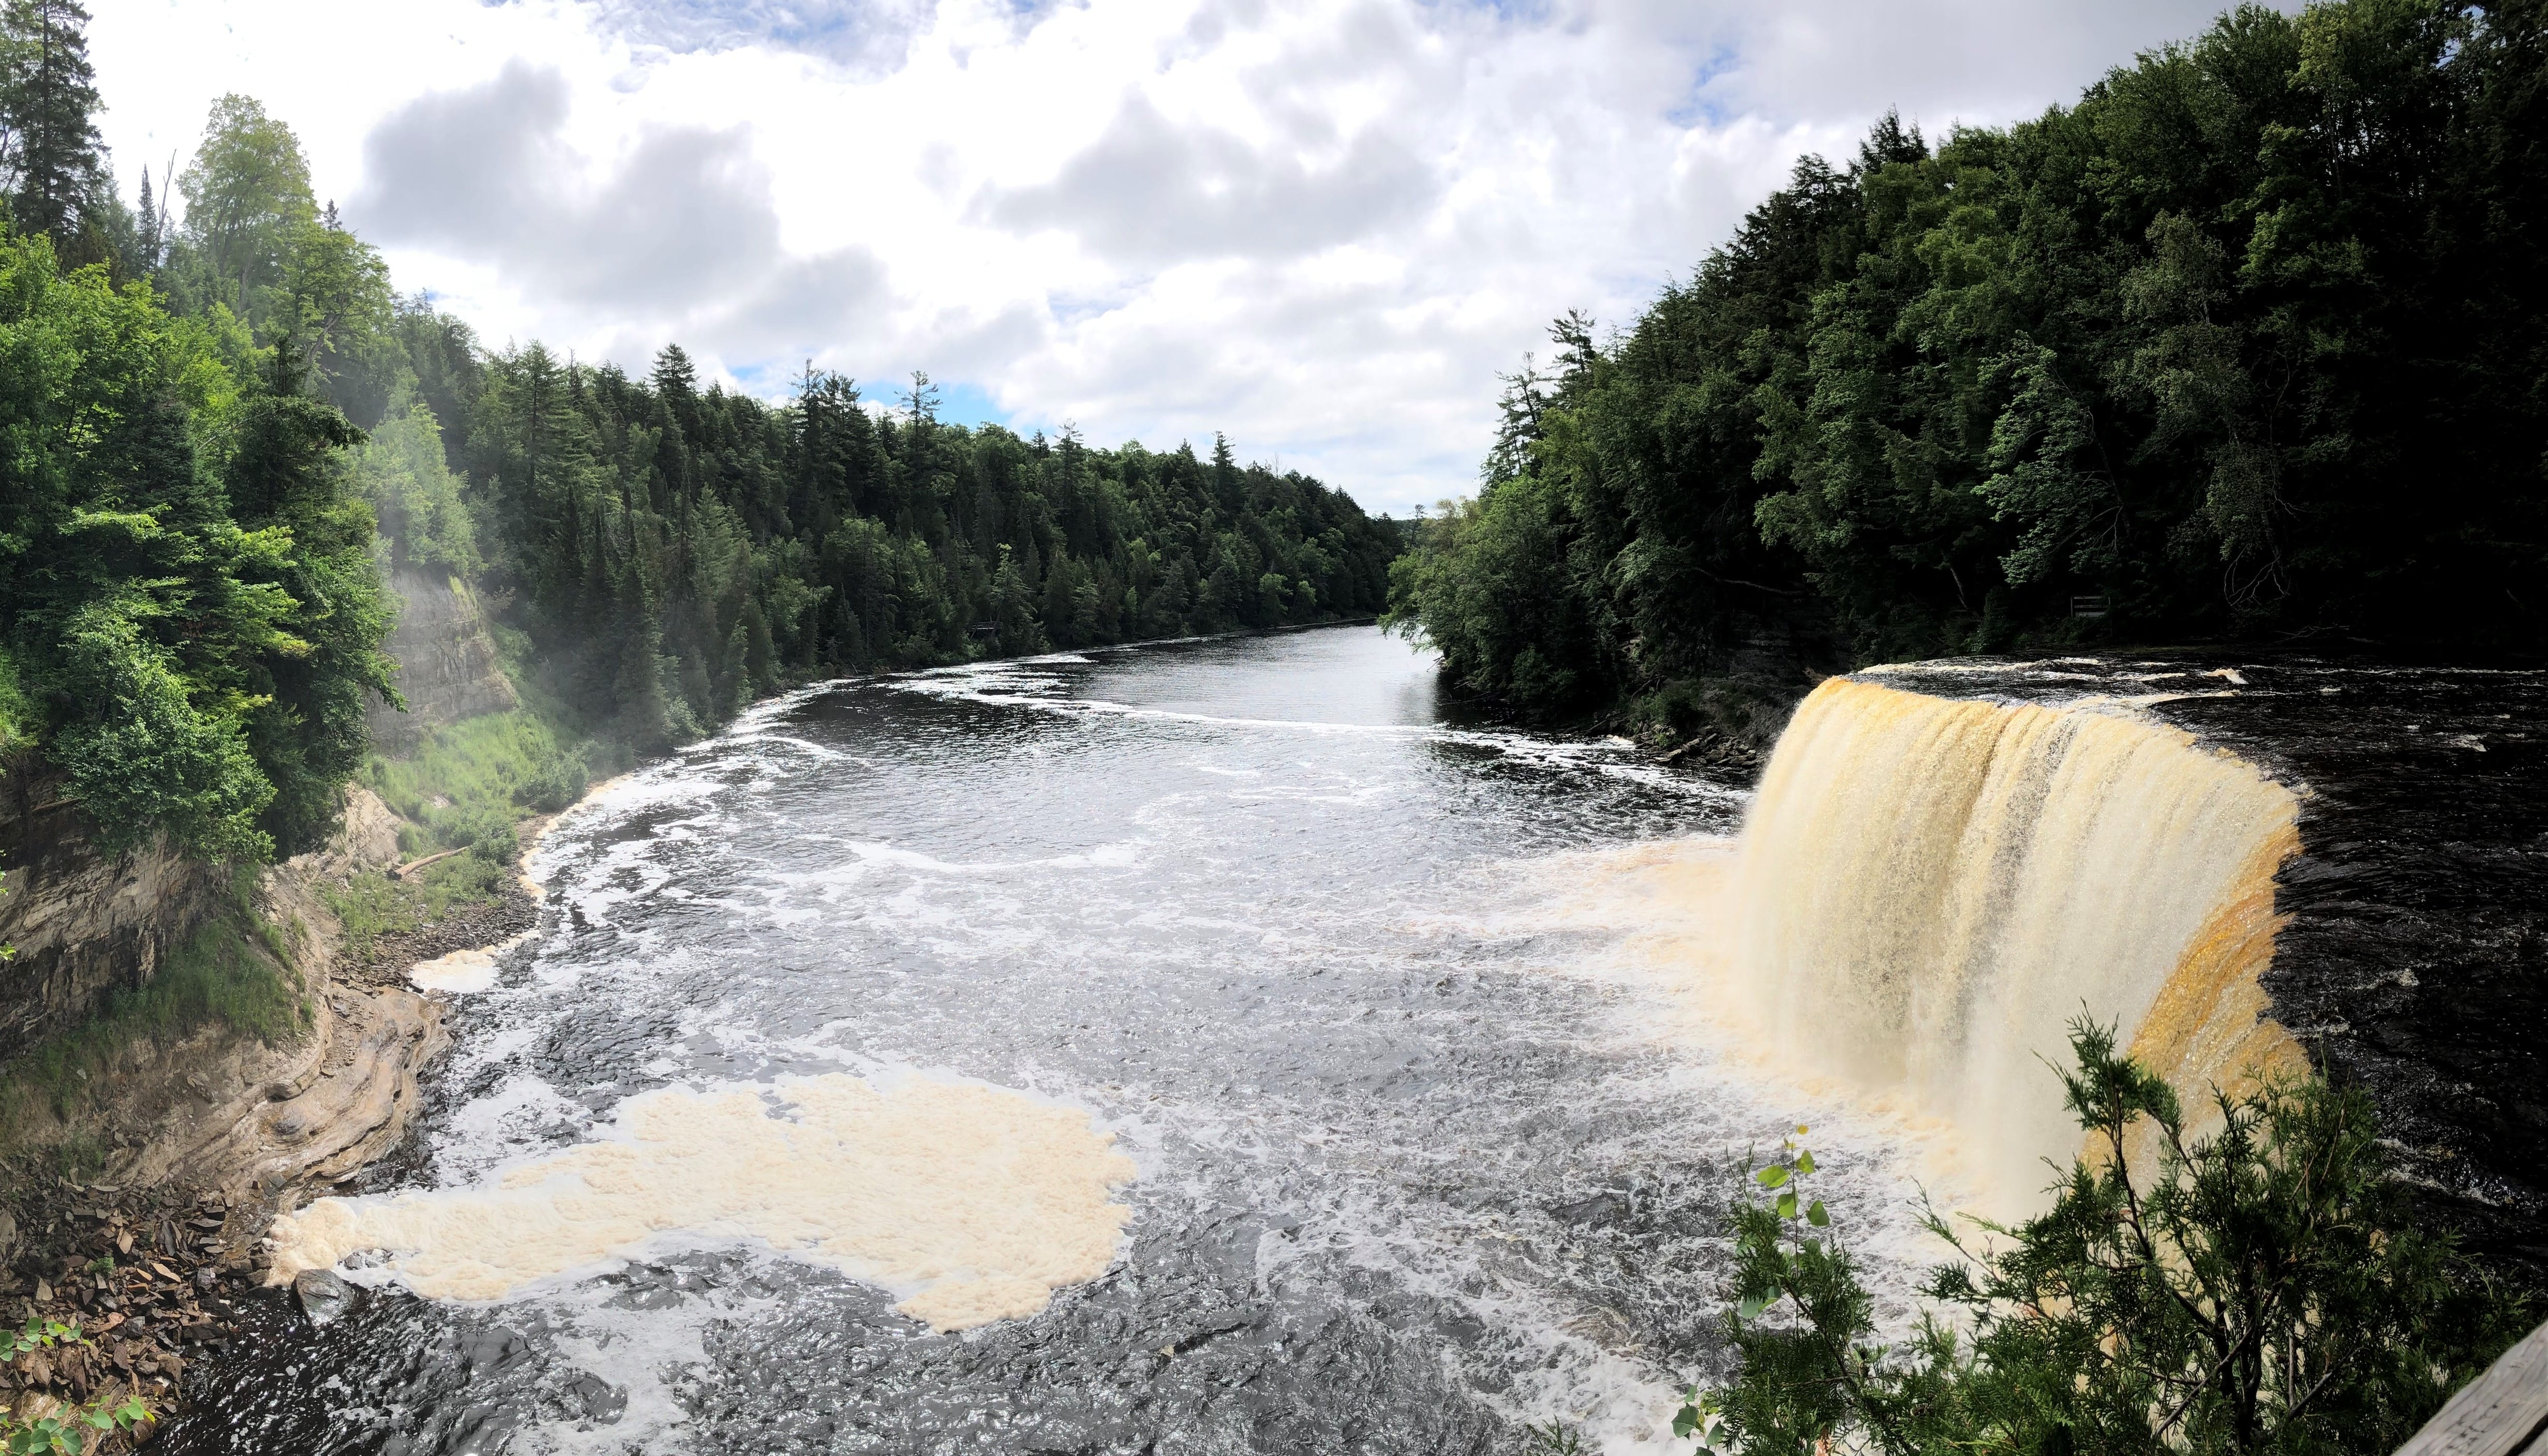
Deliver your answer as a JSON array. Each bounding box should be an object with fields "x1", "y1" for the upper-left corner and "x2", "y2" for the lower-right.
[{"x1": 168, "y1": 626, "x2": 1951, "y2": 1456}]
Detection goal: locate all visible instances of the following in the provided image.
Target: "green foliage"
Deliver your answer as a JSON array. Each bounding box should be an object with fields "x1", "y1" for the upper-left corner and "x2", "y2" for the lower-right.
[
  {"x1": 0, "y1": 1320, "x2": 151, "y2": 1455},
  {"x1": 366, "y1": 709, "x2": 590, "y2": 846},
  {"x1": 167, "y1": 94, "x2": 314, "y2": 322},
  {"x1": 225, "y1": 351, "x2": 400, "y2": 857},
  {"x1": 433, "y1": 342, "x2": 1401, "y2": 752},
  {"x1": 0, "y1": 644, "x2": 29, "y2": 753},
  {"x1": 0, "y1": 219, "x2": 396, "y2": 862},
  {"x1": 1392, "y1": 0, "x2": 2548, "y2": 719},
  {"x1": 357, "y1": 387, "x2": 479, "y2": 576},
  {"x1": 0, "y1": 0, "x2": 105, "y2": 251},
  {"x1": 1385, "y1": 485, "x2": 1611, "y2": 716},
  {"x1": 274, "y1": 207, "x2": 397, "y2": 427},
  {"x1": 1700, "y1": 1024, "x2": 2527, "y2": 1456},
  {"x1": 1522, "y1": 1423, "x2": 1586, "y2": 1455},
  {"x1": 0, "y1": 909, "x2": 307, "y2": 1127},
  {"x1": 3, "y1": 1318, "x2": 83, "y2": 1363},
  {"x1": 321, "y1": 854, "x2": 509, "y2": 962}
]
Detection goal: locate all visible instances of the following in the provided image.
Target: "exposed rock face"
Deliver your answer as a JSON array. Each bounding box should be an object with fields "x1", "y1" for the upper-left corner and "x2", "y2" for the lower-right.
[
  {"x1": 0, "y1": 764, "x2": 224, "y2": 1067},
  {"x1": 5, "y1": 785, "x2": 450, "y2": 1200},
  {"x1": 366, "y1": 569, "x2": 519, "y2": 755}
]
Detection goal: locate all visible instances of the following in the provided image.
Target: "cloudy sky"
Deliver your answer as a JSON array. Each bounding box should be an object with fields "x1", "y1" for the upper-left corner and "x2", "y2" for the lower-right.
[{"x1": 92, "y1": 0, "x2": 2252, "y2": 516}]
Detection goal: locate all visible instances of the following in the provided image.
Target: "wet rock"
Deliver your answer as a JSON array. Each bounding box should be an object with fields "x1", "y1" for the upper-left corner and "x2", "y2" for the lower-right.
[
  {"x1": 463, "y1": 1326, "x2": 532, "y2": 1379},
  {"x1": 292, "y1": 1268, "x2": 353, "y2": 1327},
  {"x1": 560, "y1": 1371, "x2": 626, "y2": 1423}
]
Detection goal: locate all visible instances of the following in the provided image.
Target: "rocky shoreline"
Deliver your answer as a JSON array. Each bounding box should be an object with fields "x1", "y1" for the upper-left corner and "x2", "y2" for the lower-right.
[
  {"x1": 0, "y1": 1182, "x2": 263, "y2": 1437},
  {"x1": 337, "y1": 881, "x2": 540, "y2": 993},
  {"x1": 0, "y1": 786, "x2": 564, "y2": 1441}
]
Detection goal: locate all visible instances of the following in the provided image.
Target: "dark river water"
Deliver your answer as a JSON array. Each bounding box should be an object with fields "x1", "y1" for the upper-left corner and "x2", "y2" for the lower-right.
[{"x1": 167, "y1": 627, "x2": 1944, "y2": 1456}]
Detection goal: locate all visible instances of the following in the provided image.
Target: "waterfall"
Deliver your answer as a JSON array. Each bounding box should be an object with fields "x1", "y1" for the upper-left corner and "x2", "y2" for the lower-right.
[{"x1": 1723, "y1": 677, "x2": 2302, "y2": 1205}]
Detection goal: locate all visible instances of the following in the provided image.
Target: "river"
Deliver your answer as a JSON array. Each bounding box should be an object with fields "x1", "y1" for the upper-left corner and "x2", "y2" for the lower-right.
[{"x1": 165, "y1": 626, "x2": 1954, "y2": 1456}]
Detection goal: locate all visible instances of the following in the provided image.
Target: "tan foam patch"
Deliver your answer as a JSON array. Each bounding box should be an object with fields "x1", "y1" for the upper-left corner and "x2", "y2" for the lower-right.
[
  {"x1": 407, "y1": 932, "x2": 531, "y2": 994},
  {"x1": 267, "y1": 1074, "x2": 1137, "y2": 1331}
]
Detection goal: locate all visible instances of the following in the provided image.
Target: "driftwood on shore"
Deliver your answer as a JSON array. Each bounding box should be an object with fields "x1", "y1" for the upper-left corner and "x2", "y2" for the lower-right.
[{"x1": 386, "y1": 846, "x2": 469, "y2": 880}]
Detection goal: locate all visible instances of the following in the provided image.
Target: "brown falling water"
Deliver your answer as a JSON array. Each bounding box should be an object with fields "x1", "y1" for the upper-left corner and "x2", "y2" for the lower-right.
[{"x1": 1721, "y1": 677, "x2": 2304, "y2": 1208}]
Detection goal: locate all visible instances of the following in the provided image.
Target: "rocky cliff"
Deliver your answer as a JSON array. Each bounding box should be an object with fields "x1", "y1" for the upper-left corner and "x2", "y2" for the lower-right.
[
  {"x1": 0, "y1": 766, "x2": 224, "y2": 1064},
  {"x1": 2, "y1": 783, "x2": 448, "y2": 1197},
  {"x1": 365, "y1": 570, "x2": 518, "y2": 755}
]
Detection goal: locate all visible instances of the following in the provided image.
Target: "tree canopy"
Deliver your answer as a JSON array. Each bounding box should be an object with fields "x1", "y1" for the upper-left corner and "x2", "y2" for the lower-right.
[
  {"x1": 1390, "y1": 0, "x2": 2548, "y2": 724},
  {"x1": 0, "y1": 16, "x2": 1404, "y2": 857}
]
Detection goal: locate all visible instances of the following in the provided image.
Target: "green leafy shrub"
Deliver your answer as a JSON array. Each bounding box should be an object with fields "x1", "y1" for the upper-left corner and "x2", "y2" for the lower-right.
[
  {"x1": 1690, "y1": 1022, "x2": 2527, "y2": 1456},
  {"x1": 1, "y1": 1318, "x2": 152, "y2": 1453}
]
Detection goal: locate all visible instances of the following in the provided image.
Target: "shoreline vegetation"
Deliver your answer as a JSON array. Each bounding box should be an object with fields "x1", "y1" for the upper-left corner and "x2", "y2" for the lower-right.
[
  {"x1": 1531, "y1": 1025, "x2": 2531, "y2": 1456},
  {"x1": 0, "y1": 0, "x2": 1403, "y2": 1162},
  {"x1": 1382, "y1": 0, "x2": 2547, "y2": 752}
]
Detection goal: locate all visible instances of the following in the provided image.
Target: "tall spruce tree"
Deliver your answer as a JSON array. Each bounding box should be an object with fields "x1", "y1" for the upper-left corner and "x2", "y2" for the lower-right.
[{"x1": 0, "y1": 0, "x2": 106, "y2": 242}]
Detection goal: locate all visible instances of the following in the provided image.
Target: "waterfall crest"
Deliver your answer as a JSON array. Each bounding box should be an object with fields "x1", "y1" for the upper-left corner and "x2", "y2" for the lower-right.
[{"x1": 1725, "y1": 678, "x2": 2303, "y2": 1203}]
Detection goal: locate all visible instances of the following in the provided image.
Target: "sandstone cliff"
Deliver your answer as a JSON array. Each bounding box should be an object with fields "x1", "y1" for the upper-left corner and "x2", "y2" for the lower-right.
[
  {"x1": 0, "y1": 767, "x2": 223, "y2": 1061},
  {"x1": 365, "y1": 569, "x2": 519, "y2": 755},
  {"x1": 2, "y1": 785, "x2": 448, "y2": 1198}
]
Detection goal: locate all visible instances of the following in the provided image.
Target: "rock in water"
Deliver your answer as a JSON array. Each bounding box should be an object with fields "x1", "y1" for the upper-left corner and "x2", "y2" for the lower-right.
[{"x1": 292, "y1": 1268, "x2": 353, "y2": 1327}]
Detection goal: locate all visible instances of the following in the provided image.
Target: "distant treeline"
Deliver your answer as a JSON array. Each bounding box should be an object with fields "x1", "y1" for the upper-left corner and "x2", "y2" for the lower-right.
[
  {"x1": 1389, "y1": 0, "x2": 2548, "y2": 726},
  {"x1": 378, "y1": 332, "x2": 1402, "y2": 749},
  {"x1": 0, "y1": 0, "x2": 1398, "y2": 862}
]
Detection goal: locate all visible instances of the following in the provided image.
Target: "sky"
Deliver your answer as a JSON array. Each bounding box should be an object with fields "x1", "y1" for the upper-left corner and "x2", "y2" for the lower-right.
[{"x1": 90, "y1": 0, "x2": 2257, "y2": 517}]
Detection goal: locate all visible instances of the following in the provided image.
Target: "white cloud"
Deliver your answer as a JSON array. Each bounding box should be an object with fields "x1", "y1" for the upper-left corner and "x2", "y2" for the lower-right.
[{"x1": 88, "y1": 0, "x2": 2259, "y2": 516}]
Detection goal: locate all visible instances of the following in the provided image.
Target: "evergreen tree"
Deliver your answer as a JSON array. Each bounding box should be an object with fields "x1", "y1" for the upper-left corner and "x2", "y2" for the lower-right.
[
  {"x1": 0, "y1": 230, "x2": 395, "y2": 861},
  {"x1": 133, "y1": 162, "x2": 158, "y2": 267},
  {"x1": 1389, "y1": 0, "x2": 2548, "y2": 725},
  {"x1": 0, "y1": 0, "x2": 106, "y2": 244}
]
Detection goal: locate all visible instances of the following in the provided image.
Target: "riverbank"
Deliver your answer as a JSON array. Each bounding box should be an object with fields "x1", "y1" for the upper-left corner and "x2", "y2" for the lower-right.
[
  {"x1": 0, "y1": 782, "x2": 453, "y2": 1435},
  {"x1": 0, "y1": 715, "x2": 664, "y2": 1437}
]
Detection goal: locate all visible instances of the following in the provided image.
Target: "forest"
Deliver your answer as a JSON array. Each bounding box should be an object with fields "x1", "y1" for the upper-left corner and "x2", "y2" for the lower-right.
[
  {"x1": 0, "y1": 0, "x2": 1400, "y2": 863},
  {"x1": 1388, "y1": 0, "x2": 2548, "y2": 727}
]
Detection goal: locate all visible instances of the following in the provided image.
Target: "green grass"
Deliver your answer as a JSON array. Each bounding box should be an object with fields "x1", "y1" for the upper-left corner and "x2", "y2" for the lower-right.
[
  {"x1": 365, "y1": 709, "x2": 602, "y2": 857},
  {"x1": 323, "y1": 853, "x2": 513, "y2": 960},
  {"x1": 0, "y1": 910, "x2": 311, "y2": 1127}
]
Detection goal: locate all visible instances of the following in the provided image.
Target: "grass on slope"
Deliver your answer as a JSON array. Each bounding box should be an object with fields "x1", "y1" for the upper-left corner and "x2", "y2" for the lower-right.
[
  {"x1": 364, "y1": 709, "x2": 603, "y2": 858},
  {"x1": 323, "y1": 852, "x2": 515, "y2": 960},
  {"x1": 0, "y1": 896, "x2": 311, "y2": 1134}
]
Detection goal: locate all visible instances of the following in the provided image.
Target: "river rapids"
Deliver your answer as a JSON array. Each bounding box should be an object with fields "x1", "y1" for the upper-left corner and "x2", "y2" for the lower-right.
[{"x1": 167, "y1": 628, "x2": 1954, "y2": 1456}]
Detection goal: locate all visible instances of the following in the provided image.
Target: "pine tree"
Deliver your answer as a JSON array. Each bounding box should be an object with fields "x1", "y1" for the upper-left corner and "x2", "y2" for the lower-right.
[
  {"x1": 134, "y1": 164, "x2": 157, "y2": 267},
  {"x1": 0, "y1": 0, "x2": 107, "y2": 241}
]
